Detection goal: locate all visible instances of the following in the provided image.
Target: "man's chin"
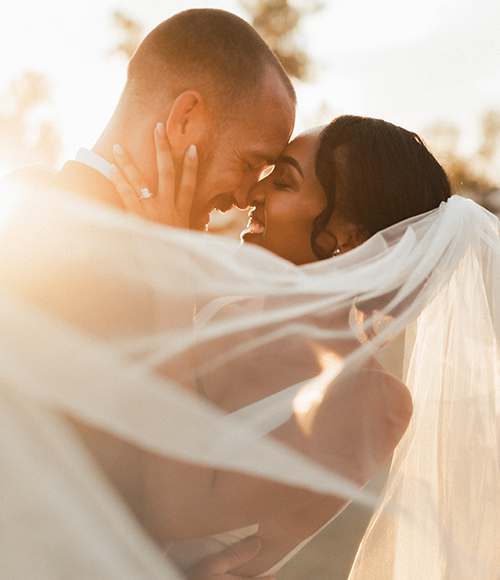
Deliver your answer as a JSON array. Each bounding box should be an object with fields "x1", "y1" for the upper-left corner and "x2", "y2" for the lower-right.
[
  {"x1": 189, "y1": 195, "x2": 235, "y2": 231},
  {"x1": 189, "y1": 211, "x2": 210, "y2": 231}
]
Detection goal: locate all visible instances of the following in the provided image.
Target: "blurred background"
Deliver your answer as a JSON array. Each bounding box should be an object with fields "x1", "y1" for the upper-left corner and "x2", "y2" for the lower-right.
[
  {"x1": 0, "y1": 1, "x2": 498, "y2": 576},
  {"x1": 1, "y1": 0, "x2": 499, "y2": 230}
]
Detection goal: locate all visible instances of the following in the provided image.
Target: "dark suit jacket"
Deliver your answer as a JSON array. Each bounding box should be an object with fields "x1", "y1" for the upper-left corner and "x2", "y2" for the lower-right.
[
  {"x1": 0, "y1": 160, "x2": 158, "y2": 338},
  {"x1": 57, "y1": 160, "x2": 125, "y2": 210},
  {"x1": 2, "y1": 160, "x2": 125, "y2": 211}
]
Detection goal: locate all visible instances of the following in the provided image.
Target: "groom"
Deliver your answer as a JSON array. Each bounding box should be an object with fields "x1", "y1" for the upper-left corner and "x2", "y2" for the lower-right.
[
  {"x1": 53, "y1": 8, "x2": 295, "y2": 232},
  {"x1": 2, "y1": 12, "x2": 414, "y2": 580},
  {"x1": 3, "y1": 8, "x2": 295, "y2": 579}
]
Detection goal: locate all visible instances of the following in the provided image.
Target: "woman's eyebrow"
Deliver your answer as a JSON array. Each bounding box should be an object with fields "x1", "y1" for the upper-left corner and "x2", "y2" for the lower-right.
[{"x1": 276, "y1": 155, "x2": 304, "y2": 177}]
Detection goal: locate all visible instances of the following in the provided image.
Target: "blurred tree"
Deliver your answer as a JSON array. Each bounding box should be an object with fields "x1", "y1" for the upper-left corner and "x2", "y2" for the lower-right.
[
  {"x1": 242, "y1": 0, "x2": 323, "y2": 81},
  {"x1": 109, "y1": 10, "x2": 144, "y2": 60},
  {"x1": 0, "y1": 70, "x2": 61, "y2": 170},
  {"x1": 426, "y1": 117, "x2": 495, "y2": 192},
  {"x1": 424, "y1": 111, "x2": 500, "y2": 215},
  {"x1": 476, "y1": 109, "x2": 500, "y2": 177}
]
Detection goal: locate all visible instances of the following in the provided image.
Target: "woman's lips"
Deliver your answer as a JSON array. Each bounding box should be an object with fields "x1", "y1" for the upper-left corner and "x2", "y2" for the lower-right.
[
  {"x1": 246, "y1": 215, "x2": 265, "y2": 234},
  {"x1": 241, "y1": 213, "x2": 265, "y2": 243}
]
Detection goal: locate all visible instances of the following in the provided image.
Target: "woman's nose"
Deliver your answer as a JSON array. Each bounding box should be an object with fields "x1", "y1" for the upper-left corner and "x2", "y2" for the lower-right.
[{"x1": 246, "y1": 179, "x2": 266, "y2": 207}]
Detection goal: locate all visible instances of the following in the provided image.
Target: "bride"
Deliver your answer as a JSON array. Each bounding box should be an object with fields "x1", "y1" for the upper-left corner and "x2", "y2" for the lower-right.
[
  {"x1": 1, "y1": 114, "x2": 499, "y2": 580},
  {"x1": 109, "y1": 114, "x2": 451, "y2": 577}
]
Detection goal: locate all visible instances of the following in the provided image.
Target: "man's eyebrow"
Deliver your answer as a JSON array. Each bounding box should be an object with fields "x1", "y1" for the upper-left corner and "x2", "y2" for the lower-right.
[
  {"x1": 276, "y1": 155, "x2": 304, "y2": 177},
  {"x1": 248, "y1": 151, "x2": 279, "y2": 166}
]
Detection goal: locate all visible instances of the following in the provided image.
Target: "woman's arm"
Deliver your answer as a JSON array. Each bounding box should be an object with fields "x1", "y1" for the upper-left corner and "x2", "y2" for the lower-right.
[
  {"x1": 139, "y1": 357, "x2": 411, "y2": 542},
  {"x1": 71, "y1": 356, "x2": 410, "y2": 545}
]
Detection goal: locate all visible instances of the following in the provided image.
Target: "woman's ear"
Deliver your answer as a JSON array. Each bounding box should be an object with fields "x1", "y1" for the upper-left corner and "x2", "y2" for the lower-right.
[
  {"x1": 337, "y1": 223, "x2": 367, "y2": 252},
  {"x1": 326, "y1": 213, "x2": 367, "y2": 255},
  {"x1": 165, "y1": 91, "x2": 209, "y2": 149}
]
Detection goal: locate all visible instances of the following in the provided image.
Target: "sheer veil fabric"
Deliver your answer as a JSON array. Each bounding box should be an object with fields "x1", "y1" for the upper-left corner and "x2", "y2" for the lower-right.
[
  {"x1": 348, "y1": 200, "x2": 500, "y2": 579},
  {"x1": 0, "y1": 177, "x2": 499, "y2": 579}
]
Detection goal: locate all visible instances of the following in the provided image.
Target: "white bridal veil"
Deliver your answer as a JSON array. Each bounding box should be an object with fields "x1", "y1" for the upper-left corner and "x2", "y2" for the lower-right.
[{"x1": 0, "y1": 179, "x2": 499, "y2": 579}]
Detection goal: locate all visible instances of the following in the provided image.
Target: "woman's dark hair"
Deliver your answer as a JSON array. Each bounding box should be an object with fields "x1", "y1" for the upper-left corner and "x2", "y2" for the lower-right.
[{"x1": 311, "y1": 115, "x2": 452, "y2": 259}]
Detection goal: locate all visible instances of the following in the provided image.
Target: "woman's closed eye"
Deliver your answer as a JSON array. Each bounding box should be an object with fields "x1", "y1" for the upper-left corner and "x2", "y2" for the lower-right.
[
  {"x1": 272, "y1": 179, "x2": 293, "y2": 190},
  {"x1": 270, "y1": 166, "x2": 297, "y2": 190}
]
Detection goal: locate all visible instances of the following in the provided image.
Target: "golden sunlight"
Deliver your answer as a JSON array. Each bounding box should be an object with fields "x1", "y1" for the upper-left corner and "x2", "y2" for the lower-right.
[{"x1": 292, "y1": 349, "x2": 344, "y2": 435}]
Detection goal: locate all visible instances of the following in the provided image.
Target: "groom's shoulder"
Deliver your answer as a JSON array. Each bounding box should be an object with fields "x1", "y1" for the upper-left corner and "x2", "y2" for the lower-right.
[
  {"x1": 1, "y1": 164, "x2": 59, "y2": 190},
  {"x1": 2, "y1": 161, "x2": 122, "y2": 208}
]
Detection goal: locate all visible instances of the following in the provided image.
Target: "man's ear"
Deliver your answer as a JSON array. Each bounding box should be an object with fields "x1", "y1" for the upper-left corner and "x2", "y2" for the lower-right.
[{"x1": 166, "y1": 91, "x2": 208, "y2": 149}]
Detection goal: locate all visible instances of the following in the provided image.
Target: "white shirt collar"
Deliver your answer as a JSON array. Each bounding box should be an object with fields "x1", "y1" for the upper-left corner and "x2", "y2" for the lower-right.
[{"x1": 75, "y1": 148, "x2": 112, "y2": 180}]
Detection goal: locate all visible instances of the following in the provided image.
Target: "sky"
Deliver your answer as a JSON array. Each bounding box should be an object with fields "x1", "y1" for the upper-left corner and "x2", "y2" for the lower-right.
[{"x1": 0, "y1": 0, "x2": 499, "y2": 175}]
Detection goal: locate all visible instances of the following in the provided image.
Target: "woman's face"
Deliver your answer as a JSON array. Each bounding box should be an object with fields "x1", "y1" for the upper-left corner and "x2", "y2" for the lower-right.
[{"x1": 242, "y1": 128, "x2": 328, "y2": 265}]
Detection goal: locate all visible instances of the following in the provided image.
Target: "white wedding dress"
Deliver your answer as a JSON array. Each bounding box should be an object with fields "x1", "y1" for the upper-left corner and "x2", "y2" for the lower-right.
[{"x1": 1, "y1": 175, "x2": 499, "y2": 579}]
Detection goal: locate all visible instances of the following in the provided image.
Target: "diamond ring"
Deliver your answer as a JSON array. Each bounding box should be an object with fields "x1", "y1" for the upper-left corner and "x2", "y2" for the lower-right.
[{"x1": 138, "y1": 188, "x2": 153, "y2": 200}]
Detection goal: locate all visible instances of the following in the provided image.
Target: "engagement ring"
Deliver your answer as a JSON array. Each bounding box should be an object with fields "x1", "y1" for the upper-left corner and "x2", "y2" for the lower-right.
[{"x1": 138, "y1": 188, "x2": 153, "y2": 200}]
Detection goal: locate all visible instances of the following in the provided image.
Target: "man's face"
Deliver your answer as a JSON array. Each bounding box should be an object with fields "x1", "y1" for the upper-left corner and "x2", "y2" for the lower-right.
[{"x1": 188, "y1": 74, "x2": 295, "y2": 231}]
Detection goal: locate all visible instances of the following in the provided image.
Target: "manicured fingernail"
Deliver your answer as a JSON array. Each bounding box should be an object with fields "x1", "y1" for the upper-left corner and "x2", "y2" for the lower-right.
[
  {"x1": 156, "y1": 122, "x2": 166, "y2": 137},
  {"x1": 113, "y1": 144, "x2": 124, "y2": 156},
  {"x1": 110, "y1": 164, "x2": 118, "y2": 173},
  {"x1": 188, "y1": 144, "x2": 197, "y2": 160}
]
